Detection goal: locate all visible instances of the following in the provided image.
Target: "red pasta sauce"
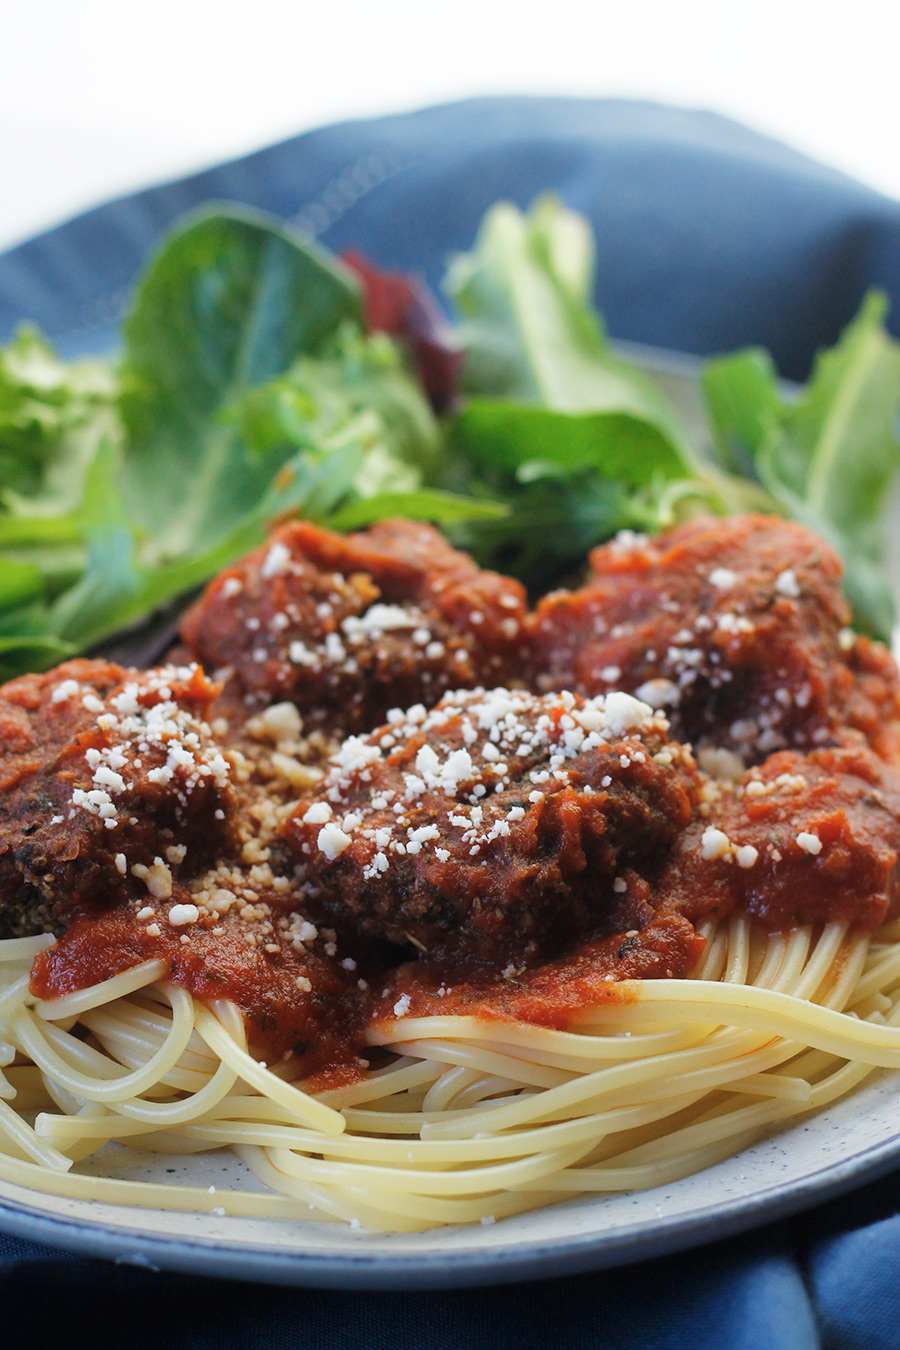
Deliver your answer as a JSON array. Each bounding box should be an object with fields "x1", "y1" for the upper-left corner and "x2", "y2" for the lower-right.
[{"x1": 16, "y1": 515, "x2": 900, "y2": 1078}]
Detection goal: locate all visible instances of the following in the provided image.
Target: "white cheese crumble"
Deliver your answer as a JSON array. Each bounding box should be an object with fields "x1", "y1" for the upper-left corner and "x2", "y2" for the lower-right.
[
  {"x1": 604, "y1": 691, "x2": 654, "y2": 736},
  {"x1": 51, "y1": 678, "x2": 80, "y2": 704},
  {"x1": 635, "y1": 678, "x2": 679, "y2": 709},
  {"x1": 700, "y1": 827, "x2": 732, "y2": 860},
  {"x1": 255, "y1": 702, "x2": 303, "y2": 745},
  {"x1": 317, "y1": 822, "x2": 353, "y2": 860},
  {"x1": 288, "y1": 640, "x2": 319, "y2": 668},
  {"x1": 146, "y1": 861, "x2": 173, "y2": 899},
  {"x1": 260, "y1": 541, "x2": 293, "y2": 578},
  {"x1": 796, "y1": 831, "x2": 823, "y2": 856},
  {"x1": 302, "y1": 802, "x2": 333, "y2": 824},
  {"x1": 775, "y1": 569, "x2": 801, "y2": 598},
  {"x1": 168, "y1": 903, "x2": 199, "y2": 927},
  {"x1": 342, "y1": 603, "x2": 415, "y2": 639}
]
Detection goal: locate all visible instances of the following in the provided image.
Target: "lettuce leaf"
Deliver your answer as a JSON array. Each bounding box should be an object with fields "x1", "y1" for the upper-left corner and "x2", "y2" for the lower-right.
[
  {"x1": 445, "y1": 196, "x2": 696, "y2": 465},
  {"x1": 441, "y1": 197, "x2": 721, "y2": 582},
  {"x1": 119, "y1": 205, "x2": 362, "y2": 561},
  {"x1": 702, "y1": 292, "x2": 900, "y2": 637},
  {"x1": 0, "y1": 326, "x2": 118, "y2": 513},
  {"x1": 0, "y1": 209, "x2": 461, "y2": 674}
]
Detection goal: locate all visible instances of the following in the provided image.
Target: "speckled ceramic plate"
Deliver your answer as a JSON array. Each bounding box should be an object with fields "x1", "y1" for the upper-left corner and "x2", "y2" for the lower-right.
[{"x1": 3, "y1": 1071, "x2": 900, "y2": 1288}]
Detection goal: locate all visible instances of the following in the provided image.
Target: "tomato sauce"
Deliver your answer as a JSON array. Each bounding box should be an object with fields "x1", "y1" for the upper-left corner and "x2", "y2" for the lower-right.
[
  {"x1": 368, "y1": 913, "x2": 703, "y2": 1031},
  {"x1": 10, "y1": 514, "x2": 900, "y2": 1075},
  {"x1": 31, "y1": 907, "x2": 369, "y2": 1078}
]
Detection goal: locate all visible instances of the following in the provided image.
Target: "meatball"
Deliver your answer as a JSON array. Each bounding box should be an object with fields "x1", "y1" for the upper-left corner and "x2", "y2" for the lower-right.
[
  {"x1": 283, "y1": 687, "x2": 699, "y2": 965},
  {"x1": 836, "y1": 632, "x2": 900, "y2": 763},
  {"x1": 0, "y1": 659, "x2": 233, "y2": 936},
  {"x1": 179, "y1": 518, "x2": 529, "y2": 733},
  {"x1": 659, "y1": 744, "x2": 900, "y2": 932},
  {"x1": 532, "y1": 515, "x2": 852, "y2": 763}
]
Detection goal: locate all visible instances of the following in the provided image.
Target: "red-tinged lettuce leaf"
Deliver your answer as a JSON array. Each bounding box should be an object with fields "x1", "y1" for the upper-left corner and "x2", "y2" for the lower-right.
[{"x1": 342, "y1": 249, "x2": 462, "y2": 413}]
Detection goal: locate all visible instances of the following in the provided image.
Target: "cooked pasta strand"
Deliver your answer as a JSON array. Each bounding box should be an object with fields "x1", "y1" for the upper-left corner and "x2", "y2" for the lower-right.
[{"x1": 0, "y1": 921, "x2": 895, "y2": 1231}]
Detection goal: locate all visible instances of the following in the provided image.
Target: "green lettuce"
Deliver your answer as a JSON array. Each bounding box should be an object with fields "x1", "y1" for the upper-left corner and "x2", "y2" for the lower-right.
[{"x1": 702, "y1": 292, "x2": 900, "y2": 636}]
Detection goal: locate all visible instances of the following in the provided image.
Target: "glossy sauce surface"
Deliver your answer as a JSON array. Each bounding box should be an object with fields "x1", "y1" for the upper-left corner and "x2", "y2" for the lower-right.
[{"x1": 31, "y1": 906, "x2": 369, "y2": 1077}]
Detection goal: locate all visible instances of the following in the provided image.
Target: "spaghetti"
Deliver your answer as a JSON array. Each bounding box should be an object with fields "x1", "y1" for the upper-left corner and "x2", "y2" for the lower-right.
[{"x1": 0, "y1": 914, "x2": 899, "y2": 1231}]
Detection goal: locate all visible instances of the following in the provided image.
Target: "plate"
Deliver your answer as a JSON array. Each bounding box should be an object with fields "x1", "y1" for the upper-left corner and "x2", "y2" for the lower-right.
[
  {"x1": 2, "y1": 1069, "x2": 900, "y2": 1288},
  {"x1": 3, "y1": 100, "x2": 900, "y2": 1289}
]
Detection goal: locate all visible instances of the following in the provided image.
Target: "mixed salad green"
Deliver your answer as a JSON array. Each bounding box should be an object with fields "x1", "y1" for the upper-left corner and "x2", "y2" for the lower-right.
[{"x1": 2, "y1": 195, "x2": 899, "y2": 683}]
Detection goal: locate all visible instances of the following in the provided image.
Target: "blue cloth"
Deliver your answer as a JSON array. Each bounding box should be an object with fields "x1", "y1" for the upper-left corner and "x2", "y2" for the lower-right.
[
  {"x1": 3, "y1": 96, "x2": 900, "y2": 379},
  {"x1": 4, "y1": 95, "x2": 900, "y2": 1348}
]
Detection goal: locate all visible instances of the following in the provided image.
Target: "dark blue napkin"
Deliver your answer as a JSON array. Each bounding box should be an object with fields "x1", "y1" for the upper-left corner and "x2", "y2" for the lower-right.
[
  {"x1": 4, "y1": 96, "x2": 900, "y2": 380},
  {"x1": 4, "y1": 95, "x2": 900, "y2": 1349}
]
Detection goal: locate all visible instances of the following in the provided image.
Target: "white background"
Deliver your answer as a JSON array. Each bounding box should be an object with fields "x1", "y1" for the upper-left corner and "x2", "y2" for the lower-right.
[{"x1": 3, "y1": 0, "x2": 900, "y2": 252}]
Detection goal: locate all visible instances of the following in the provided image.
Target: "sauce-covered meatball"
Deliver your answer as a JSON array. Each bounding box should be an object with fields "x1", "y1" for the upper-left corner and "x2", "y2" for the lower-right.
[
  {"x1": 283, "y1": 687, "x2": 699, "y2": 965},
  {"x1": 0, "y1": 660, "x2": 232, "y2": 935},
  {"x1": 658, "y1": 743, "x2": 900, "y2": 932},
  {"x1": 179, "y1": 518, "x2": 529, "y2": 733},
  {"x1": 836, "y1": 632, "x2": 900, "y2": 763},
  {"x1": 533, "y1": 515, "x2": 852, "y2": 763}
]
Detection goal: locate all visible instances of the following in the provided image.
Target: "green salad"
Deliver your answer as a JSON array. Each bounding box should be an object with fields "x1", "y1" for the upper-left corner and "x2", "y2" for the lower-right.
[{"x1": 2, "y1": 194, "x2": 899, "y2": 683}]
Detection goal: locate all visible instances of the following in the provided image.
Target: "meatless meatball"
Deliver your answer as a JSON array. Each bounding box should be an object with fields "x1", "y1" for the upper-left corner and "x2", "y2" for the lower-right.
[
  {"x1": 283, "y1": 687, "x2": 699, "y2": 965},
  {"x1": 179, "y1": 518, "x2": 529, "y2": 734},
  {"x1": 0, "y1": 659, "x2": 233, "y2": 936},
  {"x1": 658, "y1": 743, "x2": 900, "y2": 932},
  {"x1": 532, "y1": 515, "x2": 860, "y2": 764}
]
